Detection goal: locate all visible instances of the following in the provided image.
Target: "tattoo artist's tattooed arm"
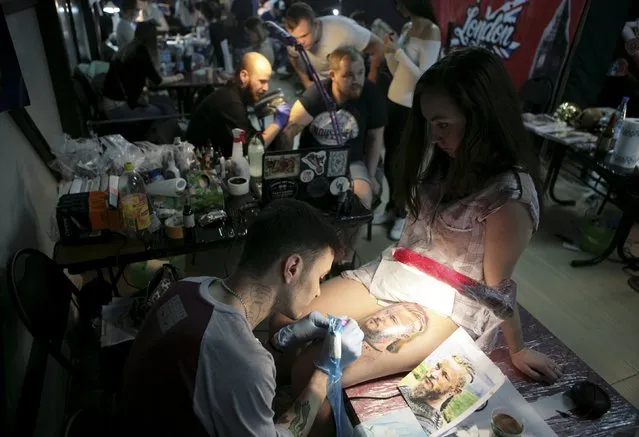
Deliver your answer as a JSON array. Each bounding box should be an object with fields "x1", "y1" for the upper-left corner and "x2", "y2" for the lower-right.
[
  {"x1": 276, "y1": 371, "x2": 328, "y2": 437},
  {"x1": 360, "y1": 302, "x2": 429, "y2": 356}
]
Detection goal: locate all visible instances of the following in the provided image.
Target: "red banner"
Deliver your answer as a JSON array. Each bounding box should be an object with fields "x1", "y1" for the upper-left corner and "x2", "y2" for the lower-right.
[{"x1": 432, "y1": 0, "x2": 587, "y2": 89}]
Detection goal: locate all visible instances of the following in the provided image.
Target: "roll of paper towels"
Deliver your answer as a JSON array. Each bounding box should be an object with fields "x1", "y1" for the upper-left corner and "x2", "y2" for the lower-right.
[
  {"x1": 612, "y1": 118, "x2": 639, "y2": 168},
  {"x1": 146, "y1": 178, "x2": 187, "y2": 197}
]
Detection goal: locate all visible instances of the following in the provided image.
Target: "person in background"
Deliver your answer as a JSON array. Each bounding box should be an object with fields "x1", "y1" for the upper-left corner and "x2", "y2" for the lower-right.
[
  {"x1": 271, "y1": 47, "x2": 561, "y2": 435},
  {"x1": 174, "y1": 0, "x2": 196, "y2": 29},
  {"x1": 283, "y1": 2, "x2": 383, "y2": 88},
  {"x1": 244, "y1": 16, "x2": 276, "y2": 66},
  {"x1": 136, "y1": 0, "x2": 170, "y2": 32},
  {"x1": 116, "y1": 0, "x2": 139, "y2": 49},
  {"x1": 350, "y1": 10, "x2": 368, "y2": 29},
  {"x1": 229, "y1": 0, "x2": 259, "y2": 66},
  {"x1": 194, "y1": 2, "x2": 226, "y2": 69},
  {"x1": 599, "y1": 16, "x2": 639, "y2": 118},
  {"x1": 186, "y1": 52, "x2": 291, "y2": 156},
  {"x1": 374, "y1": 0, "x2": 441, "y2": 241},
  {"x1": 99, "y1": 14, "x2": 117, "y2": 61},
  {"x1": 118, "y1": 199, "x2": 364, "y2": 437},
  {"x1": 281, "y1": 46, "x2": 386, "y2": 267},
  {"x1": 101, "y1": 21, "x2": 183, "y2": 119}
]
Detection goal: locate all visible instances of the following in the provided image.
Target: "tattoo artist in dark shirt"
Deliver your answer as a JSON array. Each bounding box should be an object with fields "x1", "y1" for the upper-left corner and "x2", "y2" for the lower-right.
[
  {"x1": 186, "y1": 52, "x2": 291, "y2": 156},
  {"x1": 101, "y1": 22, "x2": 183, "y2": 119}
]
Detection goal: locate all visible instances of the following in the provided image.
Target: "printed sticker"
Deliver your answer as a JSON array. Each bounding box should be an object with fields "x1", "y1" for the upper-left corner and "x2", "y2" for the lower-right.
[
  {"x1": 302, "y1": 151, "x2": 327, "y2": 175},
  {"x1": 327, "y1": 149, "x2": 348, "y2": 177},
  {"x1": 269, "y1": 180, "x2": 298, "y2": 199},
  {"x1": 307, "y1": 177, "x2": 330, "y2": 198},
  {"x1": 330, "y1": 177, "x2": 350, "y2": 196},
  {"x1": 300, "y1": 169, "x2": 315, "y2": 183},
  {"x1": 264, "y1": 154, "x2": 300, "y2": 180}
]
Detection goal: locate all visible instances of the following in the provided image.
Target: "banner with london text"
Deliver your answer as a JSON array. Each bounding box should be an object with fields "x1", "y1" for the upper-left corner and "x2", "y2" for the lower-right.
[{"x1": 431, "y1": 0, "x2": 587, "y2": 90}]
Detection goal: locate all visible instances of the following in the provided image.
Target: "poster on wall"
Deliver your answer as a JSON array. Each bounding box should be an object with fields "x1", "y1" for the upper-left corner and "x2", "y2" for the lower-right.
[
  {"x1": 432, "y1": 0, "x2": 587, "y2": 90},
  {"x1": 0, "y1": 5, "x2": 30, "y2": 113}
]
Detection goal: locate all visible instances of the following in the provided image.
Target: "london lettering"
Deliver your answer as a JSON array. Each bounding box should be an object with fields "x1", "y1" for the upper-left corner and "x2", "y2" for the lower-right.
[{"x1": 451, "y1": 0, "x2": 528, "y2": 59}]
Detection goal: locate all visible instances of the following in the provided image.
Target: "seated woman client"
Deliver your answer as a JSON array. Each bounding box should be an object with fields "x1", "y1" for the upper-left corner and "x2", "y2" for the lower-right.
[
  {"x1": 101, "y1": 21, "x2": 182, "y2": 119},
  {"x1": 271, "y1": 46, "x2": 562, "y2": 435}
]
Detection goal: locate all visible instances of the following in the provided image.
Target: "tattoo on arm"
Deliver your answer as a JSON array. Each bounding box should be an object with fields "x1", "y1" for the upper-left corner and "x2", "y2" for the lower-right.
[
  {"x1": 360, "y1": 302, "x2": 429, "y2": 354},
  {"x1": 277, "y1": 400, "x2": 311, "y2": 437},
  {"x1": 280, "y1": 123, "x2": 305, "y2": 150}
]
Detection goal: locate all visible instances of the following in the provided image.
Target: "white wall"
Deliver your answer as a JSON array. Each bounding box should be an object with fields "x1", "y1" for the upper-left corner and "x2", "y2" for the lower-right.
[{"x1": 1, "y1": 7, "x2": 67, "y2": 436}]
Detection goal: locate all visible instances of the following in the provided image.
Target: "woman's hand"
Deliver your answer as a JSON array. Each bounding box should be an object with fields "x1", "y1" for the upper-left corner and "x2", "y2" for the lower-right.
[
  {"x1": 510, "y1": 347, "x2": 562, "y2": 383},
  {"x1": 383, "y1": 33, "x2": 398, "y2": 54}
]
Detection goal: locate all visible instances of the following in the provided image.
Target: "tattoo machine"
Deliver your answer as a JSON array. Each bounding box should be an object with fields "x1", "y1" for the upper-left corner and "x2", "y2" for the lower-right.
[{"x1": 325, "y1": 316, "x2": 352, "y2": 437}]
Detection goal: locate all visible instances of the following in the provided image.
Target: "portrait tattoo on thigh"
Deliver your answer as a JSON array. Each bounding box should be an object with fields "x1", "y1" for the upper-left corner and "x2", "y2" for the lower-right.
[{"x1": 360, "y1": 302, "x2": 429, "y2": 354}]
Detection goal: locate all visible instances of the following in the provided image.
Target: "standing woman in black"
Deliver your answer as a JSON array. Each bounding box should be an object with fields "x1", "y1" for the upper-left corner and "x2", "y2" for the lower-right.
[{"x1": 374, "y1": 0, "x2": 441, "y2": 241}]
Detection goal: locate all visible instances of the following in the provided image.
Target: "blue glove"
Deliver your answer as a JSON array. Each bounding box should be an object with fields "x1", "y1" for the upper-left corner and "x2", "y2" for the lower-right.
[
  {"x1": 315, "y1": 318, "x2": 364, "y2": 374},
  {"x1": 274, "y1": 102, "x2": 291, "y2": 129},
  {"x1": 272, "y1": 311, "x2": 329, "y2": 350}
]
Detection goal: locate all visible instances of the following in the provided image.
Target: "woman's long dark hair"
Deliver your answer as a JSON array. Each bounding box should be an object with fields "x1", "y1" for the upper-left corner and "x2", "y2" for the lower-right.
[
  {"x1": 395, "y1": 46, "x2": 542, "y2": 219},
  {"x1": 397, "y1": 0, "x2": 438, "y2": 26}
]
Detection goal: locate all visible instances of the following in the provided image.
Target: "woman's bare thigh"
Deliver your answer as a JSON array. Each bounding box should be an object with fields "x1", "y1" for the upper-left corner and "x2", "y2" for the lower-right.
[
  {"x1": 291, "y1": 303, "x2": 458, "y2": 394},
  {"x1": 270, "y1": 276, "x2": 382, "y2": 335}
]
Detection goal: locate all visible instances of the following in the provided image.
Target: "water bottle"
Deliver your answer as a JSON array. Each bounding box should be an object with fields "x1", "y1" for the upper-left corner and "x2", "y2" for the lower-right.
[
  {"x1": 119, "y1": 162, "x2": 152, "y2": 242},
  {"x1": 612, "y1": 96, "x2": 630, "y2": 149},
  {"x1": 248, "y1": 134, "x2": 265, "y2": 178}
]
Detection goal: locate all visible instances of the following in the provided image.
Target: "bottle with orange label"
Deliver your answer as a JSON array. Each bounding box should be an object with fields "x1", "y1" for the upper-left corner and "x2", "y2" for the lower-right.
[{"x1": 119, "y1": 162, "x2": 152, "y2": 242}]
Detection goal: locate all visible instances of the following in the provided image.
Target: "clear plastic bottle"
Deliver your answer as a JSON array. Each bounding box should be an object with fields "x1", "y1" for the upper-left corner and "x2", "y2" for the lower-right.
[
  {"x1": 612, "y1": 96, "x2": 630, "y2": 148},
  {"x1": 119, "y1": 162, "x2": 152, "y2": 241},
  {"x1": 248, "y1": 134, "x2": 265, "y2": 178},
  {"x1": 231, "y1": 128, "x2": 250, "y2": 179}
]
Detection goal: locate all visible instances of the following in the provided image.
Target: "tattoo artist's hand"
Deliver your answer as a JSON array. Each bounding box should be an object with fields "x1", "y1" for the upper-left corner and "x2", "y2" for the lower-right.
[
  {"x1": 315, "y1": 319, "x2": 364, "y2": 373},
  {"x1": 272, "y1": 311, "x2": 329, "y2": 350},
  {"x1": 511, "y1": 347, "x2": 563, "y2": 383},
  {"x1": 274, "y1": 102, "x2": 291, "y2": 130}
]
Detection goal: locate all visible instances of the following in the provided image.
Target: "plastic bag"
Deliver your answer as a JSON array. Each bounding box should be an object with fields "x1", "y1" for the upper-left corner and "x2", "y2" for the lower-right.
[
  {"x1": 101, "y1": 135, "x2": 146, "y2": 175},
  {"x1": 325, "y1": 315, "x2": 353, "y2": 437},
  {"x1": 49, "y1": 134, "x2": 105, "y2": 180}
]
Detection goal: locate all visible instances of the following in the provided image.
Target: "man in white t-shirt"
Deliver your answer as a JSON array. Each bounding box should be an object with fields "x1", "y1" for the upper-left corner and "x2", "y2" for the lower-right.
[
  {"x1": 118, "y1": 199, "x2": 364, "y2": 437},
  {"x1": 283, "y1": 2, "x2": 383, "y2": 88}
]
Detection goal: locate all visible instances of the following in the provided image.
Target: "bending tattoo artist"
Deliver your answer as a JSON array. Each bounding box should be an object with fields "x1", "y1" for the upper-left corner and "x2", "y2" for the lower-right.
[
  {"x1": 117, "y1": 199, "x2": 364, "y2": 437},
  {"x1": 270, "y1": 47, "x2": 562, "y2": 437}
]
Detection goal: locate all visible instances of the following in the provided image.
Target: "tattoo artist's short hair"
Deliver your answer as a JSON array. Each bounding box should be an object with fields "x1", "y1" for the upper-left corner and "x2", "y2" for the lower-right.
[
  {"x1": 238, "y1": 199, "x2": 342, "y2": 275},
  {"x1": 284, "y1": 2, "x2": 316, "y2": 29},
  {"x1": 327, "y1": 46, "x2": 364, "y2": 72}
]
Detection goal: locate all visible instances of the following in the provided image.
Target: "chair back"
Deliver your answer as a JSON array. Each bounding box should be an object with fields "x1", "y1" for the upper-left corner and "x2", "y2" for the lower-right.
[
  {"x1": 520, "y1": 76, "x2": 555, "y2": 114},
  {"x1": 6, "y1": 248, "x2": 79, "y2": 374}
]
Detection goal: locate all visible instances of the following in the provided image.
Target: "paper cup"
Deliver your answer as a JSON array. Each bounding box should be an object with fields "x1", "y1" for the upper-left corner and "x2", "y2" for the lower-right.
[
  {"x1": 611, "y1": 118, "x2": 639, "y2": 168},
  {"x1": 165, "y1": 215, "x2": 184, "y2": 240},
  {"x1": 490, "y1": 409, "x2": 524, "y2": 437}
]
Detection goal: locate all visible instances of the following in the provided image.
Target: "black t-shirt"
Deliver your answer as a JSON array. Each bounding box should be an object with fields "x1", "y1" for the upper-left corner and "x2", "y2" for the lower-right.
[
  {"x1": 185, "y1": 81, "x2": 256, "y2": 157},
  {"x1": 102, "y1": 43, "x2": 162, "y2": 108},
  {"x1": 298, "y1": 79, "x2": 387, "y2": 163}
]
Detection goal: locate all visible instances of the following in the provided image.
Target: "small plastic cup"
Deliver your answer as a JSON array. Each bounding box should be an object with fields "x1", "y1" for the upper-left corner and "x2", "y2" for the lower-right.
[{"x1": 490, "y1": 408, "x2": 524, "y2": 437}]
